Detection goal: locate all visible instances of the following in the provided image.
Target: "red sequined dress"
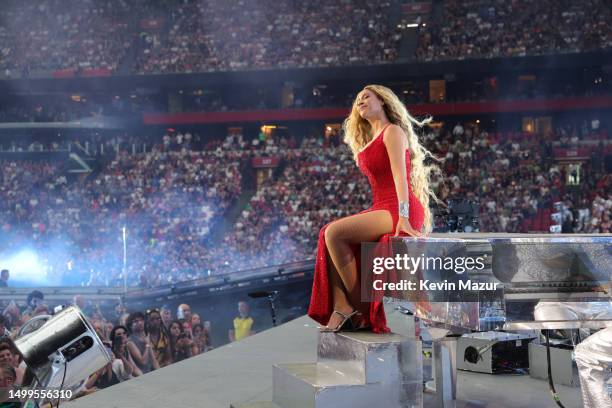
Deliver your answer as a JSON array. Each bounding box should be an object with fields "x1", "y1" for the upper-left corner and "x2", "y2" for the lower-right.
[{"x1": 307, "y1": 124, "x2": 425, "y2": 333}]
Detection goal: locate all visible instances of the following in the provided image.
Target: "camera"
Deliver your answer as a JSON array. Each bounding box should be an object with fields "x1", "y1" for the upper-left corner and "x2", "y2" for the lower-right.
[{"x1": 436, "y1": 199, "x2": 480, "y2": 233}]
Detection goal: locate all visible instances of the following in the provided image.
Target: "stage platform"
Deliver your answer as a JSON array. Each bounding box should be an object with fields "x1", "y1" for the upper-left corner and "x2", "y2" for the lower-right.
[{"x1": 65, "y1": 315, "x2": 582, "y2": 408}]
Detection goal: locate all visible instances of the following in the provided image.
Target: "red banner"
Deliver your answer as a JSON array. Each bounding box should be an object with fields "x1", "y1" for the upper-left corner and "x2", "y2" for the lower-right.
[
  {"x1": 402, "y1": 2, "x2": 432, "y2": 14},
  {"x1": 53, "y1": 69, "x2": 76, "y2": 78},
  {"x1": 252, "y1": 157, "x2": 280, "y2": 168},
  {"x1": 81, "y1": 68, "x2": 111, "y2": 77},
  {"x1": 554, "y1": 148, "x2": 592, "y2": 159},
  {"x1": 143, "y1": 96, "x2": 612, "y2": 125},
  {"x1": 140, "y1": 18, "x2": 164, "y2": 29}
]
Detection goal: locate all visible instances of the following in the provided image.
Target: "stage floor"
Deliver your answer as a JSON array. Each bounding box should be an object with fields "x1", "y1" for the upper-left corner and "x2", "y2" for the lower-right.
[{"x1": 65, "y1": 315, "x2": 582, "y2": 408}]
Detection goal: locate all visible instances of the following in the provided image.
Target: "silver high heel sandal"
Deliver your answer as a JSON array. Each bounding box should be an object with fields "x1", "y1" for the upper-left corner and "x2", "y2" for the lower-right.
[{"x1": 320, "y1": 310, "x2": 360, "y2": 332}]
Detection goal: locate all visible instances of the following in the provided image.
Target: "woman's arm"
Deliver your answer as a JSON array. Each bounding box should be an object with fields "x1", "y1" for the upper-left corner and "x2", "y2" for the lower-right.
[
  {"x1": 85, "y1": 368, "x2": 102, "y2": 389},
  {"x1": 144, "y1": 335, "x2": 160, "y2": 369},
  {"x1": 162, "y1": 342, "x2": 173, "y2": 366},
  {"x1": 126, "y1": 341, "x2": 149, "y2": 366},
  {"x1": 127, "y1": 353, "x2": 143, "y2": 377},
  {"x1": 114, "y1": 358, "x2": 130, "y2": 381},
  {"x1": 384, "y1": 125, "x2": 421, "y2": 236},
  {"x1": 119, "y1": 354, "x2": 133, "y2": 377},
  {"x1": 121, "y1": 359, "x2": 133, "y2": 381},
  {"x1": 149, "y1": 345, "x2": 160, "y2": 370},
  {"x1": 204, "y1": 329, "x2": 212, "y2": 348}
]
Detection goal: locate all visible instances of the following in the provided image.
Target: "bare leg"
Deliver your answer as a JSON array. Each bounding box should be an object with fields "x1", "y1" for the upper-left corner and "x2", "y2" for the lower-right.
[
  {"x1": 324, "y1": 210, "x2": 394, "y2": 329},
  {"x1": 326, "y1": 253, "x2": 353, "y2": 317}
]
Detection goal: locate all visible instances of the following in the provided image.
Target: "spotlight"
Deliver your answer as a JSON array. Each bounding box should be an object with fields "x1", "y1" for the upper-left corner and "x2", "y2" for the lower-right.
[{"x1": 16, "y1": 306, "x2": 111, "y2": 405}]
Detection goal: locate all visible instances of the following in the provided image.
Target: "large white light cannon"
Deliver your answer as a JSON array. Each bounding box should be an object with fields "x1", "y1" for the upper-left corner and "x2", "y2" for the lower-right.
[{"x1": 15, "y1": 306, "x2": 112, "y2": 404}]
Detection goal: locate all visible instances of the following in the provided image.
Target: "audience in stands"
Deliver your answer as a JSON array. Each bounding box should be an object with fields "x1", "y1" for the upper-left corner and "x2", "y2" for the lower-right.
[
  {"x1": 134, "y1": 0, "x2": 399, "y2": 74},
  {"x1": 221, "y1": 124, "x2": 609, "y2": 269},
  {"x1": 0, "y1": 146, "x2": 244, "y2": 286},
  {"x1": 416, "y1": 0, "x2": 612, "y2": 61},
  {"x1": 0, "y1": 121, "x2": 610, "y2": 286},
  {"x1": 0, "y1": 0, "x2": 131, "y2": 75},
  {"x1": 3, "y1": 0, "x2": 610, "y2": 75}
]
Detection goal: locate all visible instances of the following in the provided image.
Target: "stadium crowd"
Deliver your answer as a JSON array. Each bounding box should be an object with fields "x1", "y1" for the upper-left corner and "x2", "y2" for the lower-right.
[
  {"x1": 0, "y1": 0, "x2": 131, "y2": 75},
  {"x1": 134, "y1": 0, "x2": 400, "y2": 73},
  {"x1": 416, "y1": 0, "x2": 612, "y2": 61},
  {"x1": 1, "y1": 0, "x2": 611, "y2": 75},
  {"x1": 1, "y1": 120, "x2": 610, "y2": 286},
  {"x1": 0, "y1": 145, "x2": 245, "y2": 286},
  {"x1": 221, "y1": 136, "x2": 372, "y2": 270}
]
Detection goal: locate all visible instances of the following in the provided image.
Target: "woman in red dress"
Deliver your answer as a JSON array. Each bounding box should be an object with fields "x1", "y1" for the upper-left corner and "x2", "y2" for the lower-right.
[{"x1": 307, "y1": 84, "x2": 441, "y2": 333}]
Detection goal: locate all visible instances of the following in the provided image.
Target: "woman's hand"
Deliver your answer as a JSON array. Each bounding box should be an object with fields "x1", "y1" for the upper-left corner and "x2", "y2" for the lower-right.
[{"x1": 394, "y1": 217, "x2": 421, "y2": 237}]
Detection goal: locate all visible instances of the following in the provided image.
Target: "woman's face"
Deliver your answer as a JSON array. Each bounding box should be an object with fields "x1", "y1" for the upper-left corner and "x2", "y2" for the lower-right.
[
  {"x1": 193, "y1": 326, "x2": 202, "y2": 338},
  {"x1": 356, "y1": 89, "x2": 384, "y2": 120},
  {"x1": 0, "y1": 350, "x2": 13, "y2": 365},
  {"x1": 148, "y1": 312, "x2": 162, "y2": 329},
  {"x1": 93, "y1": 320, "x2": 105, "y2": 337},
  {"x1": 191, "y1": 314, "x2": 201, "y2": 326},
  {"x1": 114, "y1": 328, "x2": 127, "y2": 345},
  {"x1": 170, "y1": 323, "x2": 181, "y2": 337}
]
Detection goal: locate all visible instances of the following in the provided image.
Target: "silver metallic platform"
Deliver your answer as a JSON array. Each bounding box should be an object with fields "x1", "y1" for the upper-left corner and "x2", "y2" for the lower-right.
[{"x1": 236, "y1": 331, "x2": 423, "y2": 408}]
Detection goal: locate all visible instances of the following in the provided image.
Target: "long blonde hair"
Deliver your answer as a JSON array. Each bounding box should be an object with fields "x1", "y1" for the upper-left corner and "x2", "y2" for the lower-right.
[{"x1": 343, "y1": 84, "x2": 443, "y2": 233}]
